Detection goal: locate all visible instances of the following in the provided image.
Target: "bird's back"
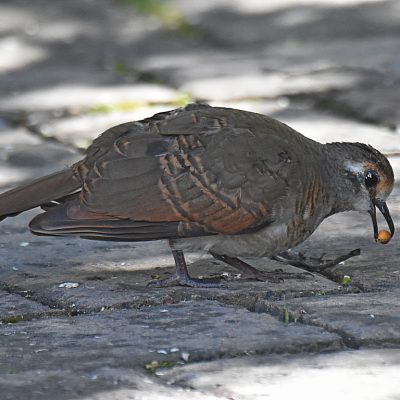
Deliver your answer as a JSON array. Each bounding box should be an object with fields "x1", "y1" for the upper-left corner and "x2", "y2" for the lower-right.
[{"x1": 1, "y1": 104, "x2": 330, "y2": 253}]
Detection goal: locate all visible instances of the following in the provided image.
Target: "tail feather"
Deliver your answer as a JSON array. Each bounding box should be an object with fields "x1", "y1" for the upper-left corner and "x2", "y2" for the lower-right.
[
  {"x1": 0, "y1": 169, "x2": 81, "y2": 220},
  {"x1": 29, "y1": 199, "x2": 181, "y2": 241}
]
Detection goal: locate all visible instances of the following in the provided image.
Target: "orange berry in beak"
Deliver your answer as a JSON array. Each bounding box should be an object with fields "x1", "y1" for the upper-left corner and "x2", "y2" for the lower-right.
[{"x1": 377, "y1": 229, "x2": 392, "y2": 244}]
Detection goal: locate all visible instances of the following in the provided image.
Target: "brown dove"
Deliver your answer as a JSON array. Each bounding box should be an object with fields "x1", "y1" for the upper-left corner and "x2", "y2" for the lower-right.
[{"x1": 0, "y1": 104, "x2": 395, "y2": 287}]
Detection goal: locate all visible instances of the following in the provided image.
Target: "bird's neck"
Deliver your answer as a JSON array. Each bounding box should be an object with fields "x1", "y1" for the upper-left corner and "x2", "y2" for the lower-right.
[{"x1": 323, "y1": 142, "x2": 359, "y2": 214}]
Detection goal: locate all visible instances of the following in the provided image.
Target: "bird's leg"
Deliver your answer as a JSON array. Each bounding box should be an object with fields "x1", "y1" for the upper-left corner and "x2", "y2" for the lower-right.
[
  {"x1": 272, "y1": 248, "x2": 360, "y2": 273},
  {"x1": 147, "y1": 250, "x2": 224, "y2": 288},
  {"x1": 209, "y1": 251, "x2": 310, "y2": 282}
]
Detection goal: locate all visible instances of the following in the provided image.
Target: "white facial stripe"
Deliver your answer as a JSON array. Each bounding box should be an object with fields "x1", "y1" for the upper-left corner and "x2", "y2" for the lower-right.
[{"x1": 344, "y1": 162, "x2": 365, "y2": 175}]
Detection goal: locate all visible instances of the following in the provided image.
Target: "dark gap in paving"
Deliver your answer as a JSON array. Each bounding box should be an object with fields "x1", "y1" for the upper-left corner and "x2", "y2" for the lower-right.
[
  {"x1": 0, "y1": 275, "x2": 364, "y2": 326},
  {"x1": 254, "y1": 288, "x2": 400, "y2": 350},
  {"x1": 255, "y1": 300, "x2": 361, "y2": 349},
  {"x1": 285, "y1": 80, "x2": 399, "y2": 131},
  {"x1": 0, "y1": 281, "x2": 71, "y2": 314},
  {"x1": 0, "y1": 109, "x2": 85, "y2": 154}
]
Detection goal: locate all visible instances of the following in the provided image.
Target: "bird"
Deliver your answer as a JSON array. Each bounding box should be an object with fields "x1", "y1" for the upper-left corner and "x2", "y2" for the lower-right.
[{"x1": 0, "y1": 103, "x2": 395, "y2": 287}]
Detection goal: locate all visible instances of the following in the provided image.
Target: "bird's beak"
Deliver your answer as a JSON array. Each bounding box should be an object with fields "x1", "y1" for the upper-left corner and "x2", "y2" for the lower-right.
[{"x1": 369, "y1": 198, "x2": 395, "y2": 240}]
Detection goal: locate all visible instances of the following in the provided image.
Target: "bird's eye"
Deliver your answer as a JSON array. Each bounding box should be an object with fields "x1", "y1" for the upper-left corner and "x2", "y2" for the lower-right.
[{"x1": 364, "y1": 170, "x2": 379, "y2": 188}]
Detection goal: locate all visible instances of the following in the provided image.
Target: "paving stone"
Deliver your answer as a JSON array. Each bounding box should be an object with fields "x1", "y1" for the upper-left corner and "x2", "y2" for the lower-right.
[
  {"x1": 0, "y1": 127, "x2": 41, "y2": 147},
  {"x1": 0, "y1": 301, "x2": 342, "y2": 400},
  {"x1": 0, "y1": 84, "x2": 183, "y2": 113},
  {"x1": 36, "y1": 105, "x2": 176, "y2": 148},
  {"x1": 255, "y1": 289, "x2": 400, "y2": 348},
  {"x1": 260, "y1": 37, "x2": 400, "y2": 74},
  {"x1": 140, "y1": 0, "x2": 400, "y2": 87},
  {"x1": 180, "y1": 69, "x2": 360, "y2": 101},
  {"x1": 271, "y1": 108, "x2": 400, "y2": 154},
  {"x1": 0, "y1": 36, "x2": 47, "y2": 74},
  {"x1": 170, "y1": 0, "x2": 391, "y2": 19},
  {"x1": 313, "y1": 76, "x2": 400, "y2": 129},
  {"x1": 138, "y1": 37, "x2": 400, "y2": 86},
  {"x1": 160, "y1": 348, "x2": 400, "y2": 400},
  {"x1": 0, "y1": 0, "x2": 154, "y2": 93},
  {"x1": 0, "y1": 290, "x2": 56, "y2": 323},
  {"x1": 210, "y1": 99, "x2": 287, "y2": 116},
  {"x1": 0, "y1": 128, "x2": 80, "y2": 188},
  {"x1": 0, "y1": 0, "x2": 208, "y2": 113},
  {"x1": 176, "y1": 0, "x2": 400, "y2": 48},
  {"x1": 0, "y1": 368, "x2": 220, "y2": 400}
]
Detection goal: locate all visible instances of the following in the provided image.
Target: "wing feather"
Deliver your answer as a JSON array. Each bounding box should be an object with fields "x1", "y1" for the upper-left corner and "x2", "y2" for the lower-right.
[{"x1": 57, "y1": 104, "x2": 300, "y2": 239}]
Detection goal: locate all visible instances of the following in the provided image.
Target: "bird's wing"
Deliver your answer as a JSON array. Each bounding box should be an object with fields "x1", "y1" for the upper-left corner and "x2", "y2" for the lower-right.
[{"x1": 48, "y1": 105, "x2": 297, "y2": 240}]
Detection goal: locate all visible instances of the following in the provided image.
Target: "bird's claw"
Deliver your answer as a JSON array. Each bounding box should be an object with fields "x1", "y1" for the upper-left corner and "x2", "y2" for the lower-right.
[
  {"x1": 273, "y1": 248, "x2": 361, "y2": 273},
  {"x1": 147, "y1": 273, "x2": 225, "y2": 288},
  {"x1": 210, "y1": 251, "x2": 311, "y2": 282}
]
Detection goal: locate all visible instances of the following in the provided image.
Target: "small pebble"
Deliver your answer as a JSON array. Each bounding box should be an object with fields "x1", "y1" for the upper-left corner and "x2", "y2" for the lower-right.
[
  {"x1": 155, "y1": 369, "x2": 167, "y2": 376},
  {"x1": 34, "y1": 348, "x2": 48, "y2": 353},
  {"x1": 58, "y1": 282, "x2": 79, "y2": 288},
  {"x1": 181, "y1": 351, "x2": 190, "y2": 362}
]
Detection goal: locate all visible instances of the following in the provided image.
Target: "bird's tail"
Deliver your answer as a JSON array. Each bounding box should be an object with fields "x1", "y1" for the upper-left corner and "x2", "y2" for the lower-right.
[{"x1": 0, "y1": 169, "x2": 81, "y2": 221}]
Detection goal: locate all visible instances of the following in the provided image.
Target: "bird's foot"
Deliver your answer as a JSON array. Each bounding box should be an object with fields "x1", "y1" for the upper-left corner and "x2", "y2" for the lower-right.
[
  {"x1": 273, "y1": 248, "x2": 360, "y2": 273},
  {"x1": 147, "y1": 249, "x2": 224, "y2": 288},
  {"x1": 210, "y1": 251, "x2": 310, "y2": 283},
  {"x1": 147, "y1": 273, "x2": 224, "y2": 288}
]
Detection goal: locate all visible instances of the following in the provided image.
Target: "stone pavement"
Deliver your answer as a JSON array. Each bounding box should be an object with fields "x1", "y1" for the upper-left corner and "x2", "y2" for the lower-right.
[{"x1": 1, "y1": 1, "x2": 400, "y2": 399}]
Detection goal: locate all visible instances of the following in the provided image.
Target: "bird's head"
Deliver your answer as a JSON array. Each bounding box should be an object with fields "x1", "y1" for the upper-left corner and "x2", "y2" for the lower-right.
[{"x1": 328, "y1": 142, "x2": 395, "y2": 242}]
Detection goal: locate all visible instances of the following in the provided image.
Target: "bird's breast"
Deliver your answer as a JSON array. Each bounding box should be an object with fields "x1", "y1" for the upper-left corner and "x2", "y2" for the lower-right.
[{"x1": 171, "y1": 222, "x2": 289, "y2": 258}]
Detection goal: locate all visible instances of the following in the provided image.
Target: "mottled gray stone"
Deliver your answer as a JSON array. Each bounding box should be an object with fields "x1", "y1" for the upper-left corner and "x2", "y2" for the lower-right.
[
  {"x1": 0, "y1": 0, "x2": 156, "y2": 94},
  {"x1": 0, "y1": 301, "x2": 342, "y2": 400},
  {"x1": 138, "y1": 37, "x2": 400, "y2": 88},
  {"x1": 0, "y1": 0, "x2": 203, "y2": 115},
  {"x1": 0, "y1": 128, "x2": 80, "y2": 188},
  {"x1": 0, "y1": 290, "x2": 56, "y2": 322},
  {"x1": 256, "y1": 289, "x2": 400, "y2": 348},
  {"x1": 0, "y1": 127, "x2": 41, "y2": 147},
  {"x1": 313, "y1": 76, "x2": 400, "y2": 129},
  {"x1": 180, "y1": 70, "x2": 360, "y2": 101},
  {"x1": 174, "y1": 0, "x2": 400, "y2": 49},
  {"x1": 270, "y1": 109, "x2": 400, "y2": 153},
  {"x1": 160, "y1": 348, "x2": 400, "y2": 400},
  {"x1": 0, "y1": 84, "x2": 183, "y2": 113},
  {"x1": 36, "y1": 105, "x2": 174, "y2": 148}
]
